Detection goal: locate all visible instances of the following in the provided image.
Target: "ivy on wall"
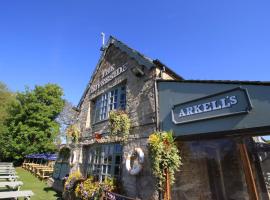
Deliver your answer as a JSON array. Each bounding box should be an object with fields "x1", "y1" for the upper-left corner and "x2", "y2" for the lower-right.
[{"x1": 148, "y1": 131, "x2": 182, "y2": 190}]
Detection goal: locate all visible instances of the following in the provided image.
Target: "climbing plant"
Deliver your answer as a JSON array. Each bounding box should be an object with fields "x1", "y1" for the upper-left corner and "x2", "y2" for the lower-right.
[
  {"x1": 148, "y1": 131, "x2": 182, "y2": 190},
  {"x1": 109, "y1": 110, "x2": 131, "y2": 141}
]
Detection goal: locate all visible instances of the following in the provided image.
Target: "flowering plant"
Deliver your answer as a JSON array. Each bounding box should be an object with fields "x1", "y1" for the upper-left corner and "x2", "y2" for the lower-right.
[
  {"x1": 64, "y1": 171, "x2": 83, "y2": 191},
  {"x1": 66, "y1": 124, "x2": 80, "y2": 143},
  {"x1": 109, "y1": 110, "x2": 131, "y2": 141},
  {"x1": 148, "y1": 131, "x2": 182, "y2": 190},
  {"x1": 75, "y1": 176, "x2": 116, "y2": 200}
]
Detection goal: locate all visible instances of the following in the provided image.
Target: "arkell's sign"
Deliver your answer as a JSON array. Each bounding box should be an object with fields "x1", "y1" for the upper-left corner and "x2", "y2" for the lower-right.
[
  {"x1": 90, "y1": 63, "x2": 128, "y2": 94},
  {"x1": 172, "y1": 87, "x2": 252, "y2": 124}
]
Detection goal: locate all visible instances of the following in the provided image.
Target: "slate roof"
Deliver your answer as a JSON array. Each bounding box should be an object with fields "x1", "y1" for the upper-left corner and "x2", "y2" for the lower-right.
[
  {"x1": 77, "y1": 36, "x2": 183, "y2": 108},
  {"x1": 157, "y1": 79, "x2": 270, "y2": 86}
]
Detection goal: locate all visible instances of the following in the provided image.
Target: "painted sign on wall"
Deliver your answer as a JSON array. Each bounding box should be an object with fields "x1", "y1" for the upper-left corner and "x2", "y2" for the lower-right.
[
  {"x1": 90, "y1": 63, "x2": 128, "y2": 94},
  {"x1": 172, "y1": 87, "x2": 252, "y2": 124}
]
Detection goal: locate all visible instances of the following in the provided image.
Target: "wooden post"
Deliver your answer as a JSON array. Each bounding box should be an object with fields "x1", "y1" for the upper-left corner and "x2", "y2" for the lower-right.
[
  {"x1": 164, "y1": 168, "x2": 171, "y2": 200},
  {"x1": 238, "y1": 140, "x2": 259, "y2": 200}
]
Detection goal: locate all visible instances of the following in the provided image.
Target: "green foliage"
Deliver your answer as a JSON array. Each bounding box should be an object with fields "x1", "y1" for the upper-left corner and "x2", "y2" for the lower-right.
[
  {"x1": 0, "y1": 83, "x2": 65, "y2": 163},
  {"x1": 66, "y1": 124, "x2": 80, "y2": 143},
  {"x1": 148, "y1": 131, "x2": 182, "y2": 190},
  {"x1": 0, "y1": 82, "x2": 16, "y2": 161},
  {"x1": 0, "y1": 82, "x2": 16, "y2": 123},
  {"x1": 109, "y1": 110, "x2": 131, "y2": 141}
]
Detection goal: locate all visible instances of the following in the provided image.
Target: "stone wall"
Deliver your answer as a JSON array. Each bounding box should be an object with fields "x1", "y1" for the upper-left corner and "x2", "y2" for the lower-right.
[
  {"x1": 122, "y1": 136, "x2": 158, "y2": 200},
  {"x1": 78, "y1": 45, "x2": 157, "y2": 138},
  {"x1": 75, "y1": 44, "x2": 162, "y2": 199}
]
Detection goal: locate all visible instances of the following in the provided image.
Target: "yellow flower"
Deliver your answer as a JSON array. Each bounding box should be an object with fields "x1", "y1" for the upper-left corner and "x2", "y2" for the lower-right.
[{"x1": 148, "y1": 133, "x2": 160, "y2": 145}]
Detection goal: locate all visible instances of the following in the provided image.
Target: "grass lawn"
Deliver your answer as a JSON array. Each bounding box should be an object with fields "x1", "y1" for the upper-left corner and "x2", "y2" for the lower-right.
[{"x1": 15, "y1": 167, "x2": 62, "y2": 200}]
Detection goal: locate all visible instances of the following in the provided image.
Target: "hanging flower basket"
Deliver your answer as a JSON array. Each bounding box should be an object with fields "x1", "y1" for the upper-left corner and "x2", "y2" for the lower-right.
[
  {"x1": 66, "y1": 124, "x2": 80, "y2": 143},
  {"x1": 109, "y1": 110, "x2": 131, "y2": 141},
  {"x1": 148, "y1": 131, "x2": 182, "y2": 190}
]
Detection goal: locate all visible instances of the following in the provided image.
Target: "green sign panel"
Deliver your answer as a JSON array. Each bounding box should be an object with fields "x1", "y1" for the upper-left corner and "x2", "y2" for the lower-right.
[
  {"x1": 172, "y1": 87, "x2": 252, "y2": 124},
  {"x1": 158, "y1": 81, "x2": 270, "y2": 137}
]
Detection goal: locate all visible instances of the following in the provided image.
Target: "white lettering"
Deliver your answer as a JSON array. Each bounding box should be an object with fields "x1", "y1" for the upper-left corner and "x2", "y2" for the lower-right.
[
  {"x1": 186, "y1": 107, "x2": 194, "y2": 115},
  {"x1": 220, "y1": 98, "x2": 230, "y2": 108},
  {"x1": 230, "y1": 96, "x2": 238, "y2": 105},
  {"x1": 202, "y1": 102, "x2": 212, "y2": 112},
  {"x1": 90, "y1": 63, "x2": 128, "y2": 94},
  {"x1": 193, "y1": 104, "x2": 203, "y2": 114},
  {"x1": 179, "y1": 109, "x2": 186, "y2": 117},
  {"x1": 177, "y1": 95, "x2": 239, "y2": 118},
  {"x1": 211, "y1": 100, "x2": 222, "y2": 110}
]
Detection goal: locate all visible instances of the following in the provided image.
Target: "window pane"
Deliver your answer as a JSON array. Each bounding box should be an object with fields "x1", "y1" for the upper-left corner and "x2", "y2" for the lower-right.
[
  {"x1": 87, "y1": 144, "x2": 122, "y2": 182},
  {"x1": 115, "y1": 155, "x2": 121, "y2": 165}
]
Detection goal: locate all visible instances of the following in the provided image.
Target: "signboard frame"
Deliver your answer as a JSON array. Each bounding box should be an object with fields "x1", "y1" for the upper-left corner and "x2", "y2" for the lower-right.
[{"x1": 171, "y1": 87, "x2": 253, "y2": 125}]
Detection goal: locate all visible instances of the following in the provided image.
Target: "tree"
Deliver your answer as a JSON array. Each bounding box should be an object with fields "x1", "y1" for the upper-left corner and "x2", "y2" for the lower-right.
[
  {"x1": 0, "y1": 82, "x2": 15, "y2": 123},
  {"x1": 55, "y1": 101, "x2": 79, "y2": 144},
  {"x1": 2, "y1": 83, "x2": 65, "y2": 163},
  {"x1": 0, "y1": 82, "x2": 16, "y2": 161}
]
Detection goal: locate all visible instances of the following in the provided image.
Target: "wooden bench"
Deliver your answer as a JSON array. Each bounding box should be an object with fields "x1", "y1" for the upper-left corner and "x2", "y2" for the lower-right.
[
  {"x1": 0, "y1": 190, "x2": 34, "y2": 200},
  {"x1": 0, "y1": 181, "x2": 23, "y2": 190}
]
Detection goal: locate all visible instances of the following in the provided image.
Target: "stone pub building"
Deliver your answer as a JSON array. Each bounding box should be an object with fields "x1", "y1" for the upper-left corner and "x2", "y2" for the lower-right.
[{"x1": 58, "y1": 36, "x2": 270, "y2": 200}]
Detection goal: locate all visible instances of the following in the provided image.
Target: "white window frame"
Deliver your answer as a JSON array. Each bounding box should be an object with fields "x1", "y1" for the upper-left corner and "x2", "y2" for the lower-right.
[{"x1": 93, "y1": 85, "x2": 126, "y2": 123}]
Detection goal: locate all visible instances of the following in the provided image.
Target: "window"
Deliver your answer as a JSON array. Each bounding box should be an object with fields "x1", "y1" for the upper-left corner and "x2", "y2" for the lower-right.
[
  {"x1": 94, "y1": 85, "x2": 126, "y2": 123},
  {"x1": 87, "y1": 144, "x2": 122, "y2": 182}
]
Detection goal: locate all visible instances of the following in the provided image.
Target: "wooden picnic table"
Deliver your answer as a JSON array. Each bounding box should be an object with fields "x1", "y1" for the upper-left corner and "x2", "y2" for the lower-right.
[
  {"x1": 28, "y1": 164, "x2": 40, "y2": 172},
  {"x1": 0, "y1": 162, "x2": 13, "y2": 165},
  {"x1": 0, "y1": 171, "x2": 17, "y2": 176},
  {"x1": 0, "y1": 175, "x2": 19, "y2": 181},
  {"x1": 0, "y1": 170, "x2": 16, "y2": 175},
  {"x1": 37, "y1": 168, "x2": 53, "y2": 179},
  {"x1": 0, "y1": 165, "x2": 14, "y2": 168},
  {"x1": 0, "y1": 190, "x2": 34, "y2": 200},
  {"x1": 0, "y1": 165, "x2": 13, "y2": 167},
  {"x1": 0, "y1": 169, "x2": 15, "y2": 171},
  {"x1": 32, "y1": 165, "x2": 49, "y2": 174},
  {"x1": 0, "y1": 168, "x2": 15, "y2": 171},
  {"x1": 0, "y1": 181, "x2": 23, "y2": 190}
]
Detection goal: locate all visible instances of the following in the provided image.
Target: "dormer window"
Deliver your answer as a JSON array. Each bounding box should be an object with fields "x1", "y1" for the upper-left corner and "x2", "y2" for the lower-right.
[{"x1": 93, "y1": 85, "x2": 126, "y2": 123}]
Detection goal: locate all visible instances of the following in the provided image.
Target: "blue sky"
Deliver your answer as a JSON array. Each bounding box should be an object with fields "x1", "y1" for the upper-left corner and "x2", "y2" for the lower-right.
[{"x1": 0, "y1": 0, "x2": 270, "y2": 105}]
